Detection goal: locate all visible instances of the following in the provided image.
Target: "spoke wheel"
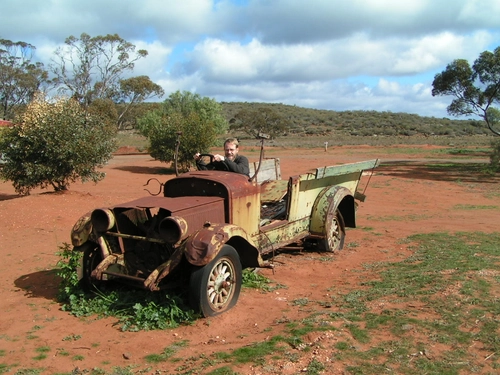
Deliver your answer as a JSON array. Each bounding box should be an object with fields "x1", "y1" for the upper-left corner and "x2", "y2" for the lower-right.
[
  {"x1": 81, "y1": 243, "x2": 103, "y2": 291},
  {"x1": 189, "y1": 245, "x2": 242, "y2": 317},
  {"x1": 321, "y1": 209, "x2": 345, "y2": 252}
]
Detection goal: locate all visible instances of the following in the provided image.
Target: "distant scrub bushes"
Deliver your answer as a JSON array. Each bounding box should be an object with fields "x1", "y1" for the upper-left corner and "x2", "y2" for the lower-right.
[{"x1": 221, "y1": 102, "x2": 491, "y2": 138}]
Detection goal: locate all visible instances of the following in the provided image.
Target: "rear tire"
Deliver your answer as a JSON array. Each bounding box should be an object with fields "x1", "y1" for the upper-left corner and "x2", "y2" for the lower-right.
[
  {"x1": 320, "y1": 209, "x2": 345, "y2": 252},
  {"x1": 189, "y1": 245, "x2": 242, "y2": 317}
]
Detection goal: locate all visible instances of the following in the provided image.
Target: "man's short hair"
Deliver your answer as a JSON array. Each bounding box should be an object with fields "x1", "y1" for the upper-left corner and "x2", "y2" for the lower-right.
[{"x1": 224, "y1": 138, "x2": 239, "y2": 148}]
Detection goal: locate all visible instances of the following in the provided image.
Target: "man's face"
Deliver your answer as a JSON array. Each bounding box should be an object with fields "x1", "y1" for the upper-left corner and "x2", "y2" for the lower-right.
[{"x1": 224, "y1": 142, "x2": 239, "y2": 161}]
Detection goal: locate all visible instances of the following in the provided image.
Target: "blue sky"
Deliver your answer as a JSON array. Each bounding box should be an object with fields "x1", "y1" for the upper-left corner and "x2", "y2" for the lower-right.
[{"x1": 1, "y1": 0, "x2": 499, "y2": 118}]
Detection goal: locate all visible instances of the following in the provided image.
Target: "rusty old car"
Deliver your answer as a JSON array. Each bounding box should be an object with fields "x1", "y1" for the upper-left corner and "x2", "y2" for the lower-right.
[{"x1": 70, "y1": 145, "x2": 379, "y2": 317}]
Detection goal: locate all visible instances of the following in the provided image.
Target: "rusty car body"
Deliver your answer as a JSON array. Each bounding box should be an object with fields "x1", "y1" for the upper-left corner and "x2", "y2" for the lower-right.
[{"x1": 70, "y1": 155, "x2": 379, "y2": 317}]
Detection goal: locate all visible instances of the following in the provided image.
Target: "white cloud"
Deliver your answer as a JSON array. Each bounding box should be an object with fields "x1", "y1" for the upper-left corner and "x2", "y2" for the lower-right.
[
  {"x1": 1, "y1": 0, "x2": 499, "y2": 118},
  {"x1": 132, "y1": 40, "x2": 173, "y2": 79},
  {"x1": 173, "y1": 29, "x2": 495, "y2": 85}
]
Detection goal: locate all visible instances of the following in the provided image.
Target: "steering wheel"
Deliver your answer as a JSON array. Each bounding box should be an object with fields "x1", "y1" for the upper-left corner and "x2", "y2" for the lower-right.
[
  {"x1": 198, "y1": 153, "x2": 215, "y2": 165},
  {"x1": 196, "y1": 154, "x2": 229, "y2": 171}
]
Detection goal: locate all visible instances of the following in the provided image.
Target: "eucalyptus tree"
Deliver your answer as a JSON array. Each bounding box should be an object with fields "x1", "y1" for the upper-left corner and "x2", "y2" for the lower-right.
[
  {"x1": 0, "y1": 38, "x2": 49, "y2": 120},
  {"x1": 229, "y1": 106, "x2": 288, "y2": 139},
  {"x1": 116, "y1": 75, "x2": 164, "y2": 129},
  {"x1": 432, "y1": 46, "x2": 500, "y2": 136},
  {"x1": 50, "y1": 33, "x2": 163, "y2": 126}
]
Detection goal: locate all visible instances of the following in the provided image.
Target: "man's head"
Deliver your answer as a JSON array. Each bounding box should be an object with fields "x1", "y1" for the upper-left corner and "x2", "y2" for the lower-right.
[{"x1": 224, "y1": 138, "x2": 239, "y2": 161}]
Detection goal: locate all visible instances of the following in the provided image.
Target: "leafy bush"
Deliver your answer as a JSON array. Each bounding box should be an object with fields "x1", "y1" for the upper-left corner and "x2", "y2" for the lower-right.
[
  {"x1": 55, "y1": 243, "x2": 84, "y2": 302},
  {"x1": 0, "y1": 94, "x2": 116, "y2": 194},
  {"x1": 138, "y1": 91, "x2": 227, "y2": 170},
  {"x1": 139, "y1": 111, "x2": 218, "y2": 171}
]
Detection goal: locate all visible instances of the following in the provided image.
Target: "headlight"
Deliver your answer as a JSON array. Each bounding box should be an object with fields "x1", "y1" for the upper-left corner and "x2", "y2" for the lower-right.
[
  {"x1": 91, "y1": 209, "x2": 115, "y2": 232},
  {"x1": 71, "y1": 213, "x2": 92, "y2": 247},
  {"x1": 159, "y1": 216, "x2": 188, "y2": 245}
]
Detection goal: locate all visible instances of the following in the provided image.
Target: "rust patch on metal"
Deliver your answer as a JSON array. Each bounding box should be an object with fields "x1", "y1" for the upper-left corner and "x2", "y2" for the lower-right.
[
  {"x1": 144, "y1": 247, "x2": 184, "y2": 291},
  {"x1": 92, "y1": 253, "x2": 123, "y2": 280},
  {"x1": 185, "y1": 224, "x2": 230, "y2": 266}
]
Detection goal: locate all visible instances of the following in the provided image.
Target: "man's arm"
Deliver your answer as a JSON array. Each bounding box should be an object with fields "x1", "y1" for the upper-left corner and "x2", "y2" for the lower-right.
[
  {"x1": 224, "y1": 155, "x2": 250, "y2": 176},
  {"x1": 194, "y1": 153, "x2": 211, "y2": 170},
  {"x1": 195, "y1": 160, "x2": 209, "y2": 170}
]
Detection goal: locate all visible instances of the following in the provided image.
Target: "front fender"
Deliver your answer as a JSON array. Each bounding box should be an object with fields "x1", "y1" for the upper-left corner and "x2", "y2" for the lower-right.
[
  {"x1": 310, "y1": 185, "x2": 355, "y2": 235},
  {"x1": 184, "y1": 223, "x2": 259, "y2": 267}
]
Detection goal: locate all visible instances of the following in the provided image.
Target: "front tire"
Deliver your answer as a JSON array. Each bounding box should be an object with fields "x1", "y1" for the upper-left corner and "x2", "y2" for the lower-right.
[
  {"x1": 81, "y1": 242, "x2": 103, "y2": 291},
  {"x1": 189, "y1": 245, "x2": 242, "y2": 317}
]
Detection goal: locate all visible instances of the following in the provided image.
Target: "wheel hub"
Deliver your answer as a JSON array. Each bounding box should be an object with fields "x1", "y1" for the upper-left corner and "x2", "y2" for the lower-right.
[{"x1": 208, "y1": 259, "x2": 234, "y2": 309}]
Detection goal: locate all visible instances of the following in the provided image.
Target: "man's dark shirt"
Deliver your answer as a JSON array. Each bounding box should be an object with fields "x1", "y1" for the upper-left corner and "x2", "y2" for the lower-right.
[{"x1": 196, "y1": 155, "x2": 250, "y2": 177}]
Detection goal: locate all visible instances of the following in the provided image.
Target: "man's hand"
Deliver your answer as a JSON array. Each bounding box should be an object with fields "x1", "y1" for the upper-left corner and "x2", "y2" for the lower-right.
[{"x1": 213, "y1": 154, "x2": 225, "y2": 162}]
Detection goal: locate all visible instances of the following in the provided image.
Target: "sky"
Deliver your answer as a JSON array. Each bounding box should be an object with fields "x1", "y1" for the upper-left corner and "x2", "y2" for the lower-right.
[{"x1": 1, "y1": 0, "x2": 500, "y2": 119}]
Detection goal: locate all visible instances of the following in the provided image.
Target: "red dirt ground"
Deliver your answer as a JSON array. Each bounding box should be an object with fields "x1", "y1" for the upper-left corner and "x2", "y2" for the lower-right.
[{"x1": 0, "y1": 145, "x2": 499, "y2": 374}]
